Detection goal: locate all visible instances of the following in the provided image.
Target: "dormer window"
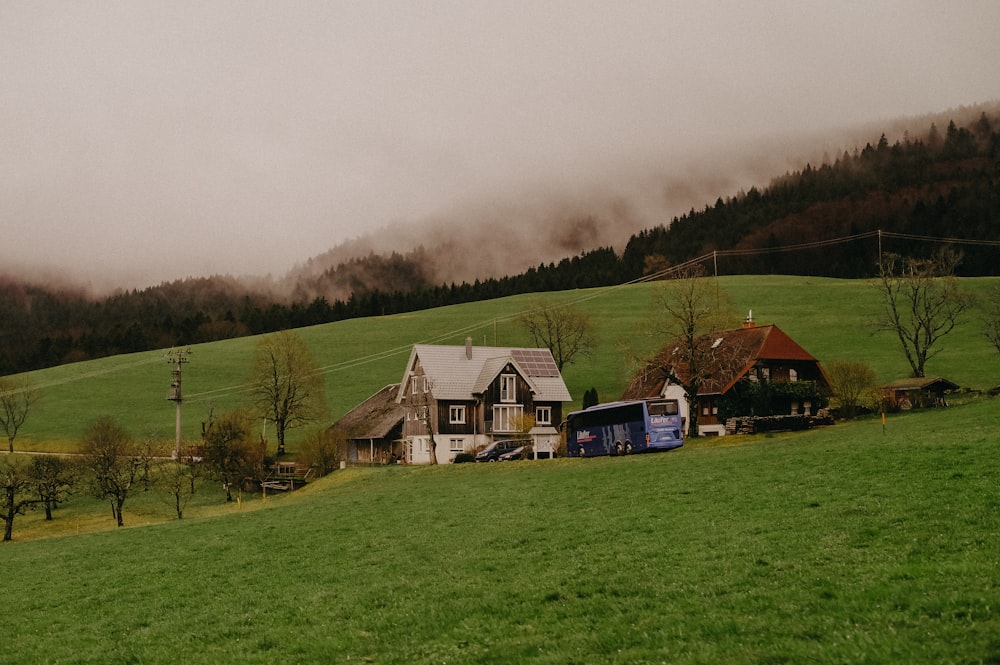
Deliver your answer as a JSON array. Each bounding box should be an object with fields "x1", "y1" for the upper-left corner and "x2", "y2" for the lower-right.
[{"x1": 500, "y1": 374, "x2": 517, "y2": 403}]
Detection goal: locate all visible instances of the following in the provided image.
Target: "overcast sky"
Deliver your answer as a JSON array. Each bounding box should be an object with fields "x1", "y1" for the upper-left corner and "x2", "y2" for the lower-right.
[{"x1": 3, "y1": 1, "x2": 999, "y2": 290}]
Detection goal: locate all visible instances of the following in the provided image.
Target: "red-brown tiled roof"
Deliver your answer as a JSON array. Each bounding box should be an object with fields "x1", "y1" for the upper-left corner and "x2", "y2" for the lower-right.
[{"x1": 623, "y1": 324, "x2": 821, "y2": 399}]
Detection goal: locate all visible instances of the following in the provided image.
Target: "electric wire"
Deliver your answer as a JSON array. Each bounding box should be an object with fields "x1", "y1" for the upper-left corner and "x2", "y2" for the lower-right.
[{"x1": 30, "y1": 228, "x2": 998, "y2": 405}]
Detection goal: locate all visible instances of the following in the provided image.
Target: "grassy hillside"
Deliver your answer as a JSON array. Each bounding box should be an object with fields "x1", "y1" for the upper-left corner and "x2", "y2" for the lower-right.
[
  {"x1": 13, "y1": 275, "x2": 1000, "y2": 451},
  {"x1": 1, "y1": 398, "x2": 998, "y2": 664}
]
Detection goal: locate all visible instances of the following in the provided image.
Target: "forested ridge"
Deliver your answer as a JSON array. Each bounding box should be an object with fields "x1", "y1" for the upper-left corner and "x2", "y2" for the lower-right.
[{"x1": 2, "y1": 113, "x2": 998, "y2": 375}]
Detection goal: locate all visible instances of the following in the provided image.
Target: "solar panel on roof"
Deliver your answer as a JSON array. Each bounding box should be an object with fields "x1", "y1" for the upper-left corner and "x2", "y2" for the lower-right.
[{"x1": 511, "y1": 348, "x2": 560, "y2": 377}]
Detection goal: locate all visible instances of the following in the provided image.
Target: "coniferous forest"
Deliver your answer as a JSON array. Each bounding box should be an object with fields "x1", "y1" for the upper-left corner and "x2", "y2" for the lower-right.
[{"x1": 2, "y1": 113, "x2": 998, "y2": 375}]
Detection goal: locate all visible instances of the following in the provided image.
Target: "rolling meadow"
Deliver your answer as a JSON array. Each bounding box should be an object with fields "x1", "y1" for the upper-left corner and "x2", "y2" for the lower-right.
[
  {"x1": 12, "y1": 275, "x2": 1000, "y2": 449},
  {"x1": 2, "y1": 275, "x2": 999, "y2": 663}
]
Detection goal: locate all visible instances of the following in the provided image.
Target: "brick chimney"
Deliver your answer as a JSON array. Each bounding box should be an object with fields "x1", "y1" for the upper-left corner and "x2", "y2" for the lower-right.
[{"x1": 743, "y1": 309, "x2": 755, "y2": 328}]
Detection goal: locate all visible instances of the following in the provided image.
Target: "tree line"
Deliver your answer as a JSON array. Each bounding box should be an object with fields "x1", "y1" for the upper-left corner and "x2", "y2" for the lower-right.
[{"x1": 2, "y1": 113, "x2": 998, "y2": 376}]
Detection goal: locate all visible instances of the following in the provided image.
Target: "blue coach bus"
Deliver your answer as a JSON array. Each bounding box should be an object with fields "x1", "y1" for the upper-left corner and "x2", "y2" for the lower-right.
[{"x1": 565, "y1": 399, "x2": 684, "y2": 457}]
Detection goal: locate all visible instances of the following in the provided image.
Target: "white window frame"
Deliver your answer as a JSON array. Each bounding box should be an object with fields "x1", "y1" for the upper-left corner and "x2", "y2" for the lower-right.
[
  {"x1": 449, "y1": 405, "x2": 466, "y2": 424},
  {"x1": 493, "y1": 405, "x2": 523, "y2": 432},
  {"x1": 500, "y1": 374, "x2": 517, "y2": 403},
  {"x1": 535, "y1": 406, "x2": 552, "y2": 425},
  {"x1": 449, "y1": 438, "x2": 464, "y2": 453},
  {"x1": 410, "y1": 374, "x2": 418, "y2": 395},
  {"x1": 789, "y1": 368, "x2": 798, "y2": 382}
]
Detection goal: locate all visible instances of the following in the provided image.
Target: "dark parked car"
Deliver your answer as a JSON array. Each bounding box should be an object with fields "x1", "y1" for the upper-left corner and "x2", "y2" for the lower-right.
[
  {"x1": 498, "y1": 445, "x2": 533, "y2": 461},
  {"x1": 475, "y1": 439, "x2": 529, "y2": 462}
]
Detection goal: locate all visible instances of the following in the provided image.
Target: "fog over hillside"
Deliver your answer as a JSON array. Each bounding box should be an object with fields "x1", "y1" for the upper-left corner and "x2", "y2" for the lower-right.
[
  {"x1": 287, "y1": 140, "x2": 800, "y2": 288},
  {"x1": 3, "y1": 3, "x2": 999, "y2": 293},
  {"x1": 284, "y1": 104, "x2": 999, "y2": 298}
]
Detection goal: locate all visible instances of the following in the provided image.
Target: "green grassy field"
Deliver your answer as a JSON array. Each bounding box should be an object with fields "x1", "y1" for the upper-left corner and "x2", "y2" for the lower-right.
[
  {"x1": 1, "y1": 397, "x2": 998, "y2": 664},
  {"x1": 12, "y1": 275, "x2": 1000, "y2": 452}
]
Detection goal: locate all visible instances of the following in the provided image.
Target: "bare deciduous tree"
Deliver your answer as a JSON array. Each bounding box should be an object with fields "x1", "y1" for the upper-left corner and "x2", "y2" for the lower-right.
[
  {"x1": 201, "y1": 409, "x2": 255, "y2": 502},
  {"x1": 29, "y1": 454, "x2": 75, "y2": 521},
  {"x1": 1, "y1": 457, "x2": 39, "y2": 542},
  {"x1": 406, "y1": 374, "x2": 438, "y2": 465},
  {"x1": 155, "y1": 453, "x2": 203, "y2": 519},
  {"x1": 875, "y1": 251, "x2": 974, "y2": 378},
  {"x1": 517, "y1": 301, "x2": 596, "y2": 370},
  {"x1": 81, "y1": 417, "x2": 152, "y2": 527},
  {"x1": 249, "y1": 331, "x2": 327, "y2": 455},
  {"x1": 0, "y1": 377, "x2": 41, "y2": 454},
  {"x1": 642, "y1": 265, "x2": 737, "y2": 437},
  {"x1": 299, "y1": 426, "x2": 348, "y2": 477},
  {"x1": 984, "y1": 283, "x2": 1000, "y2": 357},
  {"x1": 826, "y1": 360, "x2": 880, "y2": 420}
]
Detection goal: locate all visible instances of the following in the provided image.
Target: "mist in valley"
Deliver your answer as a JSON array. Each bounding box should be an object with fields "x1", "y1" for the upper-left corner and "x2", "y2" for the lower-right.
[{"x1": 2, "y1": 3, "x2": 999, "y2": 296}]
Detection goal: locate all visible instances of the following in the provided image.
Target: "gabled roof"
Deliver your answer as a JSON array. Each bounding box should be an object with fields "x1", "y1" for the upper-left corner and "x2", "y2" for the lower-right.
[
  {"x1": 623, "y1": 324, "x2": 823, "y2": 399},
  {"x1": 397, "y1": 343, "x2": 571, "y2": 403},
  {"x1": 473, "y1": 356, "x2": 537, "y2": 395},
  {"x1": 335, "y1": 384, "x2": 404, "y2": 440},
  {"x1": 881, "y1": 376, "x2": 959, "y2": 392}
]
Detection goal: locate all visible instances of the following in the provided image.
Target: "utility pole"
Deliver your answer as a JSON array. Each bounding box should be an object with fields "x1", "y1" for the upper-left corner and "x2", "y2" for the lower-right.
[
  {"x1": 713, "y1": 250, "x2": 720, "y2": 308},
  {"x1": 166, "y1": 348, "x2": 191, "y2": 459}
]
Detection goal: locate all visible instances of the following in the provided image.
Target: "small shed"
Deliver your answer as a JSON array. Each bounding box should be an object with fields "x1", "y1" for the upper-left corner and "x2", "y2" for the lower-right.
[{"x1": 880, "y1": 377, "x2": 959, "y2": 410}]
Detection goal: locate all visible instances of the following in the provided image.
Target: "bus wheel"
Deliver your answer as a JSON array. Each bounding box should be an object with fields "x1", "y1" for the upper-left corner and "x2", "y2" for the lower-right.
[
  {"x1": 615, "y1": 442, "x2": 624, "y2": 456},
  {"x1": 578, "y1": 446, "x2": 586, "y2": 458},
  {"x1": 625, "y1": 442, "x2": 633, "y2": 455}
]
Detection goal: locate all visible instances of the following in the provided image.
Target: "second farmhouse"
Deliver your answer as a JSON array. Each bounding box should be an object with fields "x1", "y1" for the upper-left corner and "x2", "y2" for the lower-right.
[{"x1": 624, "y1": 318, "x2": 829, "y2": 436}]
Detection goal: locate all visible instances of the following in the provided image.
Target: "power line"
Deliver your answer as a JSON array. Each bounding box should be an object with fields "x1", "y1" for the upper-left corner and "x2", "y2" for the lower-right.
[
  {"x1": 879, "y1": 231, "x2": 1000, "y2": 247},
  {"x1": 28, "y1": 228, "x2": 996, "y2": 405}
]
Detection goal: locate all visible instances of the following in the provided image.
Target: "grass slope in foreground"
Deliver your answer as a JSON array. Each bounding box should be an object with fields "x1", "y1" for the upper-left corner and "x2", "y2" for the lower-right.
[{"x1": 1, "y1": 397, "x2": 998, "y2": 664}]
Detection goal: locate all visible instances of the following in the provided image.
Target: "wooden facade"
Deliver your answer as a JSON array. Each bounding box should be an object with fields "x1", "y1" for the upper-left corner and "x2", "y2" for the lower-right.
[{"x1": 397, "y1": 341, "x2": 571, "y2": 463}]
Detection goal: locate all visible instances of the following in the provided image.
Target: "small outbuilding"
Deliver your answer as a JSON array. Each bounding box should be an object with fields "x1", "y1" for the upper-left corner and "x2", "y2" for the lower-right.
[
  {"x1": 880, "y1": 377, "x2": 959, "y2": 411},
  {"x1": 334, "y1": 384, "x2": 405, "y2": 464}
]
